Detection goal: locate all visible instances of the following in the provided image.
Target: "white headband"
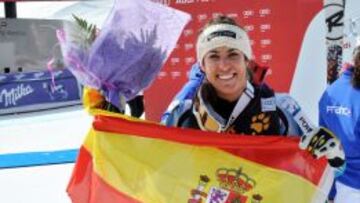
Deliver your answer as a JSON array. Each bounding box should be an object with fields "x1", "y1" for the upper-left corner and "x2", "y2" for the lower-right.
[{"x1": 196, "y1": 24, "x2": 252, "y2": 66}]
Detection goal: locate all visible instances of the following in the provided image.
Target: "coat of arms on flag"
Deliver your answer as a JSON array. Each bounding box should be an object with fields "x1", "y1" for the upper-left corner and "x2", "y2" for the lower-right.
[{"x1": 189, "y1": 167, "x2": 263, "y2": 203}]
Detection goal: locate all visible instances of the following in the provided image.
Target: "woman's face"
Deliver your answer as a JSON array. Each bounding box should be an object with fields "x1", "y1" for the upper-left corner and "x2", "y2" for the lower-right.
[{"x1": 201, "y1": 46, "x2": 248, "y2": 102}]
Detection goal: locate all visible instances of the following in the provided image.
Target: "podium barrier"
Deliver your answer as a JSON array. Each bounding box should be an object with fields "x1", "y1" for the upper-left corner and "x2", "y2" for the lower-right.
[{"x1": 0, "y1": 69, "x2": 82, "y2": 115}]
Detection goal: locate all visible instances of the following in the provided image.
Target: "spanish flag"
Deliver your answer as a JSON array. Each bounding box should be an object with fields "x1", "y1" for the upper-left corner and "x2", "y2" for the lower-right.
[{"x1": 67, "y1": 110, "x2": 333, "y2": 203}]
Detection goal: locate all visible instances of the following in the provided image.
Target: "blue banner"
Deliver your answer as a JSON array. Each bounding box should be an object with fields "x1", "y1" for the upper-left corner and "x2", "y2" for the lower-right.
[
  {"x1": 0, "y1": 69, "x2": 81, "y2": 114},
  {"x1": 0, "y1": 149, "x2": 78, "y2": 169}
]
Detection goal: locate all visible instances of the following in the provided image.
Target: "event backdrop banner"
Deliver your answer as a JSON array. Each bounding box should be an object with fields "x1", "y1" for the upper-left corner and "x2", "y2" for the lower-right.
[
  {"x1": 144, "y1": 0, "x2": 323, "y2": 121},
  {"x1": 67, "y1": 110, "x2": 333, "y2": 203}
]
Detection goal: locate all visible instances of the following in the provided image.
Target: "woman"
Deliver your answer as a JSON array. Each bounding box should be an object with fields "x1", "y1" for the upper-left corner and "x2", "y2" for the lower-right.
[
  {"x1": 163, "y1": 15, "x2": 345, "y2": 167},
  {"x1": 164, "y1": 16, "x2": 299, "y2": 135},
  {"x1": 319, "y1": 44, "x2": 360, "y2": 203}
]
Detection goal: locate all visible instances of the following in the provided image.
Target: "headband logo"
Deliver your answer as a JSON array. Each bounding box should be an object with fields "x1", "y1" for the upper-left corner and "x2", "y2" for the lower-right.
[{"x1": 206, "y1": 30, "x2": 236, "y2": 41}]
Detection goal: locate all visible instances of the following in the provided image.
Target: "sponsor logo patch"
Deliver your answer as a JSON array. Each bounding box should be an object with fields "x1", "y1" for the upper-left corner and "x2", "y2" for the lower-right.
[{"x1": 261, "y1": 97, "x2": 276, "y2": 112}]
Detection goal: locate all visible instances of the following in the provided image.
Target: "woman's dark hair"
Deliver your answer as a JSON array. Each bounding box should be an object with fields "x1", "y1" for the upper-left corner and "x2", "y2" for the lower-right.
[{"x1": 352, "y1": 46, "x2": 360, "y2": 88}]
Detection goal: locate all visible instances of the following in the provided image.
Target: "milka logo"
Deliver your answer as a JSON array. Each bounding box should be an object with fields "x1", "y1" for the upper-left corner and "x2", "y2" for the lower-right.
[
  {"x1": 327, "y1": 105, "x2": 351, "y2": 116},
  {"x1": 0, "y1": 84, "x2": 34, "y2": 107}
]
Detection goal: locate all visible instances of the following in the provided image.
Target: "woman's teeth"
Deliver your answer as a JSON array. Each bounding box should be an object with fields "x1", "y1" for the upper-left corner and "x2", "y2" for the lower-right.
[{"x1": 217, "y1": 73, "x2": 235, "y2": 80}]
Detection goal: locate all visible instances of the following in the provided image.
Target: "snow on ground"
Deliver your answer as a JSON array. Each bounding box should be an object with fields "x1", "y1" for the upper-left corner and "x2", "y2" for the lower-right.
[
  {"x1": 0, "y1": 164, "x2": 74, "y2": 203},
  {"x1": 0, "y1": 105, "x2": 92, "y2": 203},
  {"x1": 0, "y1": 105, "x2": 92, "y2": 154}
]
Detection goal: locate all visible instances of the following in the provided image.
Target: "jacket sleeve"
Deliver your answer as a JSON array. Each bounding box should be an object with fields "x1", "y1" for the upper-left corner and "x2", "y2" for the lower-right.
[
  {"x1": 173, "y1": 63, "x2": 204, "y2": 102},
  {"x1": 318, "y1": 92, "x2": 328, "y2": 127},
  {"x1": 318, "y1": 92, "x2": 337, "y2": 200},
  {"x1": 161, "y1": 63, "x2": 203, "y2": 125},
  {"x1": 161, "y1": 99, "x2": 193, "y2": 127},
  {"x1": 275, "y1": 93, "x2": 303, "y2": 136}
]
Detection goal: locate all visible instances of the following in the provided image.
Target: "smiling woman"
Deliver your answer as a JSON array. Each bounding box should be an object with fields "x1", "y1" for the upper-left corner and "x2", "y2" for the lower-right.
[
  {"x1": 164, "y1": 15, "x2": 285, "y2": 135},
  {"x1": 162, "y1": 15, "x2": 345, "y2": 173}
]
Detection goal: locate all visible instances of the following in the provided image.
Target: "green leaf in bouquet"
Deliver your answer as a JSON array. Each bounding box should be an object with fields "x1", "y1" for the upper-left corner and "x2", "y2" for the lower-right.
[{"x1": 71, "y1": 14, "x2": 98, "y2": 47}]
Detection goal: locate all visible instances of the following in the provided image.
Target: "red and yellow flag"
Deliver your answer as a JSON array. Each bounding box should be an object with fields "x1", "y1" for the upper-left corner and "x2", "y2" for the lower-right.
[{"x1": 67, "y1": 110, "x2": 333, "y2": 203}]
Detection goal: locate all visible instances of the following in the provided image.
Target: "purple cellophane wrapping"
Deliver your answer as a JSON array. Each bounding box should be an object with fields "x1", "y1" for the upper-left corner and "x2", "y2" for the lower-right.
[{"x1": 59, "y1": 0, "x2": 190, "y2": 108}]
